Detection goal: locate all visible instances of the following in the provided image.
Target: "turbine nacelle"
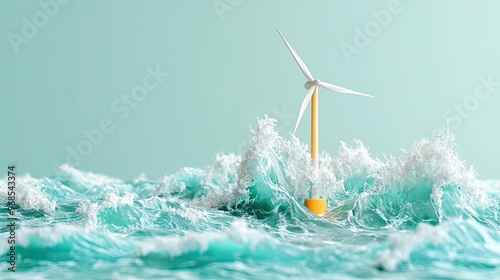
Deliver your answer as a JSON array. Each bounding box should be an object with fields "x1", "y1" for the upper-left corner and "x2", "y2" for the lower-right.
[{"x1": 304, "y1": 79, "x2": 321, "y2": 89}]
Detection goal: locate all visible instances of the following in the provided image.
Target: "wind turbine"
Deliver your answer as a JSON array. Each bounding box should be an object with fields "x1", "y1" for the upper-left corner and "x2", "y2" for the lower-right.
[{"x1": 275, "y1": 26, "x2": 375, "y2": 214}]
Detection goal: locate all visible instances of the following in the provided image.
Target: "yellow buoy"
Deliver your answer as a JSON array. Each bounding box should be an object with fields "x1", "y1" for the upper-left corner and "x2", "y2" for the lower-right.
[{"x1": 304, "y1": 198, "x2": 327, "y2": 215}]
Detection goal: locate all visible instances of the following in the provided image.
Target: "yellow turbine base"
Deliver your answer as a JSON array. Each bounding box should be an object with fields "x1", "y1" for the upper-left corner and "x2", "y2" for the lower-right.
[{"x1": 304, "y1": 198, "x2": 327, "y2": 215}]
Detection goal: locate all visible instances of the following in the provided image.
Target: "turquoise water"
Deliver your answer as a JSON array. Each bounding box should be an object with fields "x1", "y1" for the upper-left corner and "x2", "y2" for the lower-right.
[{"x1": 1, "y1": 117, "x2": 500, "y2": 279}]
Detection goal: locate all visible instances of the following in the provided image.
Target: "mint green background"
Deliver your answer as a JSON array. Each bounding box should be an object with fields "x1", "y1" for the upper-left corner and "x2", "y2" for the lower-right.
[{"x1": 1, "y1": 0, "x2": 499, "y2": 179}]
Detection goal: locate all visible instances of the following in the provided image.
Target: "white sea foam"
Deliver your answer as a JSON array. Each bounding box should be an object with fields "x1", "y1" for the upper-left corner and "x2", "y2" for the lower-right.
[
  {"x1": 76, "y1": 199, "x2": 100, "y2": 229},
  {"x1": 0, "y1": 173, "x2": 56, "y2": 213},
  {"x1": 133, "y1": 172, "x2": 147, "y2": 183},
  {"x1": 58, "y1": 164, "x2": 122, "y2": 185},
  {"x1": 376, "y1": 219, "x2": 500, "y2": 271},
  {"x1": 166, "y1": 205, "x2": 209, "y2": 223},
  {"x1": 16, "y1": 224, "x2": 84, "y2": 247},
  {"x1": 330, "y1": 140, "x2": 383, "y2": 179},
  {"x1": 75, "y1": 192, "x2": 135, "y2": 228},
  {"x1": 196, "y1": 117, "x2": 312, "y2": 208},
  {"x1": 153, "y1": 152, "x2": 241, "y2": 209},
  {"x1": 374, "y1": 129, "x2": 479, "y2": 199},
  {"x1": 135, "y1": 220, "x2": 266, "y2": 257},
  {"x1": 377, "y1": 222, "x2": 446, "y2": 271},
  {"x1": 55, "y1": 164, "x2": 129, "y2": 195},
  {"x1": 7, "y1": 224, "x2": 135, "y2": 259},
  {"x1": 17, "y1": 184, "x2": 57, "y2": 213},
  {"x1": 102, "y1": 192, "x2": 135, "y2": 209}
]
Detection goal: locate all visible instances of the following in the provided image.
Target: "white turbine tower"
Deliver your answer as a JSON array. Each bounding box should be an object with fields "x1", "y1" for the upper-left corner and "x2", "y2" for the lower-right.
[{"x1": 275, "y1": 26, "x2": 375, "y2": 214}]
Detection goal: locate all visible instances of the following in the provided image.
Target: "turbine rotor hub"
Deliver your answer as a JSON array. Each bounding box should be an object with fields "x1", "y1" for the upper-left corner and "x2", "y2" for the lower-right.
[{"x1": 304, "y1": 79, "x2": 320, "y2": 89}]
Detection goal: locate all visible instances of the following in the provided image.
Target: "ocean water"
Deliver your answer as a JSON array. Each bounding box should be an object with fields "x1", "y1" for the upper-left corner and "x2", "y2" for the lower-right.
[{"x1": 1, "y1": 117, "x2": 500, "y2": 279}]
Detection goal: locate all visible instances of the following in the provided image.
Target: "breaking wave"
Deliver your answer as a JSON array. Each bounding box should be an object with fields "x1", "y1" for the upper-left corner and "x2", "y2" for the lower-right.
[{"x1": 1, "y1": 116, "x2": 499, "y2": 279}]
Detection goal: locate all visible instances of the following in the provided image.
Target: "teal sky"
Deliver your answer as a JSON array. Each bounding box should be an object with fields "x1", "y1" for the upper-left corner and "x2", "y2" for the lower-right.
[{"x1": 1, "y1": 0, "x2": 499, "y2": 180}]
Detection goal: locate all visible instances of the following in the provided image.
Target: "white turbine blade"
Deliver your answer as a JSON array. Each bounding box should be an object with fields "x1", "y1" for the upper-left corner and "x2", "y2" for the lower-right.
[
  {"x1": 275, "y1": 26, "x2": 314, "y2": 81},
  {"x1": 319, "y1": 81, "x2": 375, "y2": 98},
  {"x1": 293, "y1": 86, "x2": 316, "y2": 135}
]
